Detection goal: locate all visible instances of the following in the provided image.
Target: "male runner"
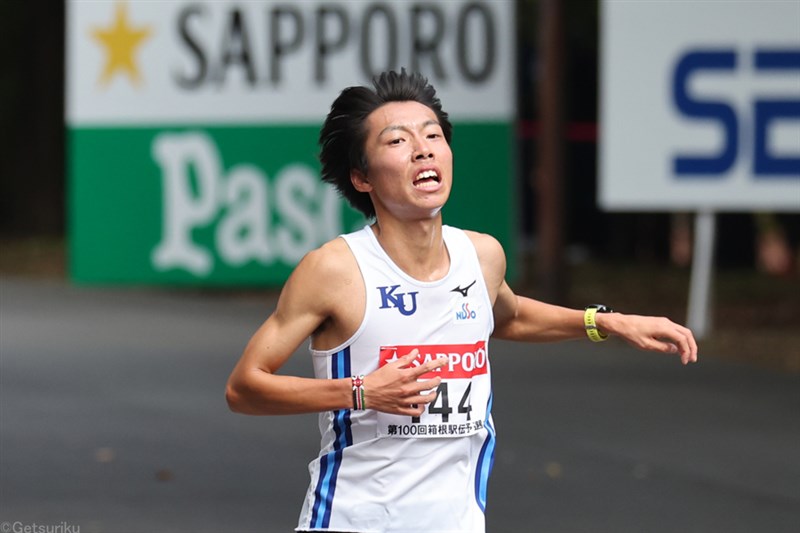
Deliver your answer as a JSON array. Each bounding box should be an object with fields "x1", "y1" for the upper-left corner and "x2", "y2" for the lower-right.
[{"x1": 226, "y1": 70, "x2": 698, "y2": 533}]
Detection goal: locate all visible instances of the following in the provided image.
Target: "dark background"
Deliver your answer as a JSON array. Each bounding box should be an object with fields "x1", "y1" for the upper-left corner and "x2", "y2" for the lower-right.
[
  {"x1": 3, "y1": 0, "x2": 796, "y2": 266},
  {"x1": 0, "y1": 1, "x2": 798, "y2": 371}
]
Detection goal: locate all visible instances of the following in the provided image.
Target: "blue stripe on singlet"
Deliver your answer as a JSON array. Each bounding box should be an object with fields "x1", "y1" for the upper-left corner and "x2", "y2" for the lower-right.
[
  {"x1": 310, "y1": 347, "x2": 353, "y2": 529},
  {"x1": 475, "y1": 392, "x2": 496, "y2": 512}
]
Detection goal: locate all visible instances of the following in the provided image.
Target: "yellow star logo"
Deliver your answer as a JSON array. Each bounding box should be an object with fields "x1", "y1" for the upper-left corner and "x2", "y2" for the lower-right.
[{"x1": 91, "y1": 2, "x2": 153, "y2": 87}]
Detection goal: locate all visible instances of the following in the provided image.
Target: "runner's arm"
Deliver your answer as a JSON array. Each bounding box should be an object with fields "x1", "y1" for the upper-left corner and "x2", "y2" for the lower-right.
[
  {"x1": 468, "y1": 231, "x2": 698, "y2": 364},
  {"x1": 226, "y1": 241, "x2": 448, "y2": 416},
  {"x1": 225, "y1": 245, "x2": 353, "y2": 415}
]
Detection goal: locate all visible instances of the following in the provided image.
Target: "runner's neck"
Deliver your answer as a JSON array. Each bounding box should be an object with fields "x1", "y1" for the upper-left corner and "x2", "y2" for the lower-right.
[{"x1": 370, "y1": 218, "x2": 449, "y2": 282}]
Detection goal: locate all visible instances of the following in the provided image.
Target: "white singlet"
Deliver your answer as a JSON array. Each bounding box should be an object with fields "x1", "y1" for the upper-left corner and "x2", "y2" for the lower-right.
[{"x1": 296, "y1": 225, "x2": 496, "y2": 533}]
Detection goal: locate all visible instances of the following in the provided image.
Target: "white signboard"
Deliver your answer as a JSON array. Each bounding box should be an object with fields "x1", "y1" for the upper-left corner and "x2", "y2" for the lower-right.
[
  {"x1": 65, "y1": 0, "x2": 517, "y2": 285},
  {"x1": 600, "y1": 0, "x2": 800, "y2": 212},
  {"x1": 67, "y1": 0, "x2": 514, "y2": 125}
]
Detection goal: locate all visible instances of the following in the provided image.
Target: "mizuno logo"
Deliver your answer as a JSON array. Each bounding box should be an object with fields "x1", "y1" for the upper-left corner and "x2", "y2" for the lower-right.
[
  {"x1": 377, "y1": 285, "x2": 419, "y2": 316},
  {"x1": 450, "y1": 280, "x2": 476, "y2": 298}
]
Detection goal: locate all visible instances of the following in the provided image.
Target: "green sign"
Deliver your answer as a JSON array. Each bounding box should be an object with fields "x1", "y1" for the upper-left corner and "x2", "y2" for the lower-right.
[{"x1": 67, "y1": 1, "x2": 515, "y2": 285}]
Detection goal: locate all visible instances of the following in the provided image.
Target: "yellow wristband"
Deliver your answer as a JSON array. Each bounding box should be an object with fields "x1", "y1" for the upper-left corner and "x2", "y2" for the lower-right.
[{"x1": 584, "y1": 307, "x2": 608, "y2": 342}]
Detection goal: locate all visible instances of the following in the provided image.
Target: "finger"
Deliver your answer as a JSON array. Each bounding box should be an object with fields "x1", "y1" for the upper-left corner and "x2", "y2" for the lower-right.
[
  {"x1": 669, "y1": 332, "x2": 691, "y2": 363},
  {"x1": 651, "y1": 339, "x2": 678, "y2": 355},
  {"x1": 411, "y1": 376, "x2": 442, "y2": 395},
  {"x1": 675, "y1": 332, "x2": 693, "y2": 365},
  {"x1": 399, "y1": 403, "x2": 426, "y2": 417},
  {"x1": 665, "y1": 342, "x2": 679, "y2": 355},
  {"x1": 411, "y1": 356, "x2": 449, "y2": 377},
  {"x1": 681, "y1": 326, "x2": 699, "y2": 363},
  {"x1": 681, "y1": 340, "x2": 699, "y2": 364},
  {"x1": 667, "y1": 327, "x2": 697, "y2": 364},
  {"x1": 395, "y1": 349, "x2": 420, "y2": 368},
  {"x1": 408, "y1": 388, "x2": 439, "y2": 406}
]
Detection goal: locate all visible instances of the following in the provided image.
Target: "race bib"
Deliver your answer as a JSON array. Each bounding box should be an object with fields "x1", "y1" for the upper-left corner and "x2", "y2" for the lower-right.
[{"x1": 376, "y1": 341, "x2": 491, "y2": 438}]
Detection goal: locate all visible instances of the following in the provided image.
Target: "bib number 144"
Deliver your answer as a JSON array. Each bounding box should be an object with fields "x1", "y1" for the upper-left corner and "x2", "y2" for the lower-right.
[{"x1": 413, "y1": 381, "x2": 472, "y2": 423}]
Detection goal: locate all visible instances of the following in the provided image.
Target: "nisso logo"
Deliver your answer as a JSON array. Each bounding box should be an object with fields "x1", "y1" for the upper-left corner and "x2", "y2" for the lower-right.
[
  {"x1": 672, "y1": 48, "x2": 800, "y2": 178},
  {"x1": 454, "y1": 302, "x2": 477, "y2": 321},
  {"x1": 377, "y1": 285, "x2": 419, "y2": 316},
  {"x1": 379, "y1": 341, "x2": 488, "y2": 379}
]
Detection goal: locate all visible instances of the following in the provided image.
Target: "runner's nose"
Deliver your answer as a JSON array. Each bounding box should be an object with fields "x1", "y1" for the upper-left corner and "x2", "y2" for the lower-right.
[{"x1": 413, "y1": 138, "x2": 433, "y2": 161}]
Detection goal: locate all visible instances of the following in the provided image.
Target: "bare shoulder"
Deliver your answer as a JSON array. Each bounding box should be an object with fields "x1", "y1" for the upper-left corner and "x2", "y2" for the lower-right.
[
  {"x1": 294, "y1": 236, "x2": 359, "y2": 286},
  {"x1": 462, "y1": 230, "x2": 507, "y2": 274},
  {"x1": 289, "y1": 236, "x2": 365, "y2": 349},
  {"x1": 462, "y1": 230, "x2": 507, "y2": 301},
  {"x1": 297, "y1": 236, "x2": 357, "y2": 277},
  {"x1": 280, "y1": 237, "x2": 360, "y2": 315}
]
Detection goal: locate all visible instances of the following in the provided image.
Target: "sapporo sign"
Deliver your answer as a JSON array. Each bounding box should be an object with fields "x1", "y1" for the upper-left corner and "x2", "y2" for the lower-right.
[{"x1": 67, "y1": 0, "x2": 515, "y2": 285}]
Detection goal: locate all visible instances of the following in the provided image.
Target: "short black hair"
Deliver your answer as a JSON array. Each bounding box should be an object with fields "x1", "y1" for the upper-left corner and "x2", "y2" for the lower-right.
[{"x1": 319, "y1": 69, "x2": 452, "y2": 219}]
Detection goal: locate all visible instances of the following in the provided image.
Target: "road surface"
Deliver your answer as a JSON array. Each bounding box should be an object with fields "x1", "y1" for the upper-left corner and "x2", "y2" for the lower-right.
[{"x1": 2, "y1": 277, "x2": 798, "y2": 532}]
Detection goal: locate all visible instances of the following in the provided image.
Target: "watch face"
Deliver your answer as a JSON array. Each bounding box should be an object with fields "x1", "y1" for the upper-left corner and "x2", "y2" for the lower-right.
[{"x1": 585, "y1": 304, "x2": 613, "y2": 313}]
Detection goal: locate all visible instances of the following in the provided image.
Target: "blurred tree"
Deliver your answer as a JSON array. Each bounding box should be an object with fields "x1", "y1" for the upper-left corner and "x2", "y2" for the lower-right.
[
  {"x1": 0, "y1": 0, "x2": 65, "y2": 236},
  {"x1": 3, "y1": 0, "x2": 780, "y2": 272},
  {"x1": 518, "y1": 0, "x2": 674, "y2": 268}
]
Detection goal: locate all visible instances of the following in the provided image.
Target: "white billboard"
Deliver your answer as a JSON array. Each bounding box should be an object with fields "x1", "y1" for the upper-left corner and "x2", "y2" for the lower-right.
[
  {"x1": 67, "y1": 0, "x2": 514, "y2": 125},
  {"x1": 600, "y1": 0, "x2": 800, "y2": 212},
  {"x1": 65, "y1": 0, "x2": 517, "y2": 285}
]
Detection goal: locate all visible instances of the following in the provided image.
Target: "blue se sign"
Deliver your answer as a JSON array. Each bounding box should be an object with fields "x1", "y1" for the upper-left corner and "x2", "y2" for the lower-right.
[
  {"x1": 600, "y1": 0, "x2": 800, "y2": 212},
  {"x1": 673, "y1": 49, "x2": 800, "y2": 178}
]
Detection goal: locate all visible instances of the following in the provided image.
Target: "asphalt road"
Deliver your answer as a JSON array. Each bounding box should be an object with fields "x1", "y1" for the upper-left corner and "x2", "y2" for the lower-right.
[{"x1": 2, "y1": 277, "x2": 798, "y2": 532}]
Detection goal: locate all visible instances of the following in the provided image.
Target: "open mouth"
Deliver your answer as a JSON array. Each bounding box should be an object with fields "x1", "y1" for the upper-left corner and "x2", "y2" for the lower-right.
[{"x1": 413, "y1": 169, "x2": 441, "y2": 189}]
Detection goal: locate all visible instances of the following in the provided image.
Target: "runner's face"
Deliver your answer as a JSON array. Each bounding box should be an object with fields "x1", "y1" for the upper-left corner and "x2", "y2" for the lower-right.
[{"x1": 353, "y1": 101, "x2": 452, "y2": 220}]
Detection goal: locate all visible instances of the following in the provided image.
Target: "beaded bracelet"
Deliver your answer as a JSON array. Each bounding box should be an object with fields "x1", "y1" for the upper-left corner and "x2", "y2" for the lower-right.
[{"x1": 351, "y1": 375, "x2": 365, "y2": 410}]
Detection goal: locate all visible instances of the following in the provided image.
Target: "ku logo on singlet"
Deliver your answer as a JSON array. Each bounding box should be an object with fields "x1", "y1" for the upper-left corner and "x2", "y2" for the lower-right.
[{"x1": 377, "y1": 285, "x2": 419, "y2": 316}]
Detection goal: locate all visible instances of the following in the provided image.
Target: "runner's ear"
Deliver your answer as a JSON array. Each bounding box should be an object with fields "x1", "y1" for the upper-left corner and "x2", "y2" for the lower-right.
[{"x1": 351, "y1": 169, "x2": 372, "y2": 193}]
